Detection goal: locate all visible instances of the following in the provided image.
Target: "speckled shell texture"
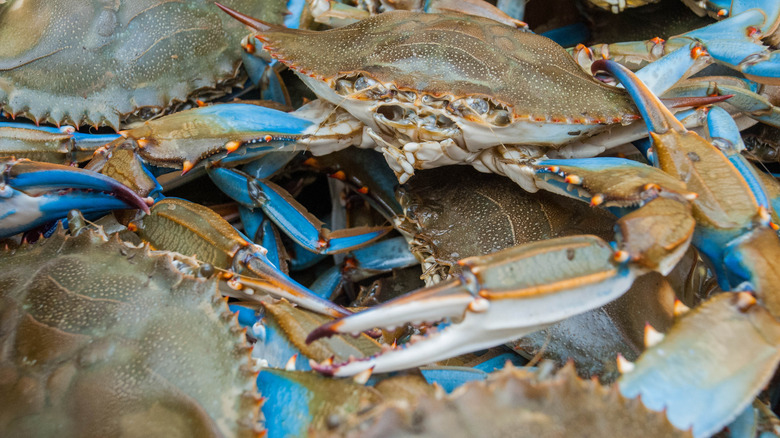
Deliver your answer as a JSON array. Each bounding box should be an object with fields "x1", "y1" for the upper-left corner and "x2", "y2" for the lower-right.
[
  {"x1": 0, "y1": 229, "x2": 259, "y2": 437},
  {"x1": 259, "y1": 11, "x2": 638, "y2": 124},
  {"x1": 315, "y1": 364, "x2": 690, "y2": 437},
  {"x1": 0, "y1": 0, "x2": 286, "y2": 129}
]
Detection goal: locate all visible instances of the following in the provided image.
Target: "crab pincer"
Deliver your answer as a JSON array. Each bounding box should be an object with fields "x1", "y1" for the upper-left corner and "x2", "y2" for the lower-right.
[
  {"x1": 306, "y1": 235, "x2": 643, "y2": 376},
  {"x1": 1, "y1": 158, "x2": 150, "y2": 238}
]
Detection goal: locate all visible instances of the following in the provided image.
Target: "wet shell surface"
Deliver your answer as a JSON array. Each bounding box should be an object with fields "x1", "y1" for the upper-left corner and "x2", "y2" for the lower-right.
[
  {"x1": 0, "y1": 228, "x2": 260, "y2": 437},
  {"x1": 0, "y1": 0, "x2": 286, "y2": 129}
]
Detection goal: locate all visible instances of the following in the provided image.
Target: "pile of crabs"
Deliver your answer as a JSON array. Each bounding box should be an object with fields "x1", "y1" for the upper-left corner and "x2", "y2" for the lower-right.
[{"x1": 3, "y1": 0, "x2": 780, "y2": 436}]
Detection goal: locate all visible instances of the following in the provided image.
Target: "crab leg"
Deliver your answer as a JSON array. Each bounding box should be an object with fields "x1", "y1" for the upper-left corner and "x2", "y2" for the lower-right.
[
  {"x1": 0, "y1": 159, "x2": 150, "y2": 238},
  {"x1": 135, "y1": 198, "x2": 350, "y2": 319},
  {"x1": 574, "y1": 6, "x2": 780, "y2": 85},
  {"x1": 307, "y1": 235, "x2": 641, "y2": 376},
  {"x1": 208, "y1": 166, "x2": 391, "y2": 254},
  {"x1": 705, "y1": 106, "x2": 775, "y2": 212},
  {"x1": 309, "y1": 236, "x2": 418, "y2": 299}
]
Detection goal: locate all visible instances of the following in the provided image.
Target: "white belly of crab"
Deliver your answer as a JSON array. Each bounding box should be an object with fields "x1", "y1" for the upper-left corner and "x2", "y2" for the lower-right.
[
  {"x1": 299, "y1": 74, "x2": 605, "y2": 150},
  {"x1": 299, "y1": 74, "x2": 611, "y2": 189}
]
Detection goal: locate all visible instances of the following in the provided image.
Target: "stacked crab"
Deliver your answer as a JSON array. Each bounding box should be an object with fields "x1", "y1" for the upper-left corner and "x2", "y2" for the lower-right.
[{"x1": 2, "y1": 0, "x2": 780, "y2": 436}]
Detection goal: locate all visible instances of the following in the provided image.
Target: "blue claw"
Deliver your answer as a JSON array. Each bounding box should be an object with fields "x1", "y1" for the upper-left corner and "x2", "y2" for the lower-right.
[
  {"x1": 116, "y1": 103, "x2": 315, "y2": 174},
  {"x1": 677, "y1": 8, "x2": 780, "y2": 84},
  {"x1": 209, "y1": 166, "x2": 391, "y2": 254},
  {"x1": 1, "y1": 159, "x2": 149, "y2": 238}
]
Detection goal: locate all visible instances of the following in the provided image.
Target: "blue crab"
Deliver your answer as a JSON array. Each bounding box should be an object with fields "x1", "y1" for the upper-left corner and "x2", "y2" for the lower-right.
[
  {"x1": 0, "y1": 0, "x2": 287, "y2": 129},
  {"x1": 0, "y1": 225, "x2": 262, "y2": 436},
  {"x1": 297, "y1": 58, "x2": 780, "y2": 434},
  {"x1": 219, "y1": 4, "x2": 752, "y2": 194}
]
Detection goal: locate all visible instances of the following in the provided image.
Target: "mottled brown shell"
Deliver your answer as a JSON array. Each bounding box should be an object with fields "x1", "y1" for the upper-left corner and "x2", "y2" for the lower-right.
[
  {"x1": 315, "y1": 364, "x2": 690, "y2": 437},
  {"x1": 0, "y1": 229, "x2": 261, "y2": 437},
  {"x1": 0, "y1": 0, "x2": 286, "y2": 129},
  {"x1": 397, "y1": 166, "x2": 615, "y2": 279},
  {"x1": 256, "y1": 11, "x2": 637, "y2": 124}
]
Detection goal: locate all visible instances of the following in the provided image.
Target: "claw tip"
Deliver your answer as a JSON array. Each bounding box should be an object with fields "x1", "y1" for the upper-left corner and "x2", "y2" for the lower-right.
[{"x1": 352, "y1": 367, "x2": 373, "y2": 385}]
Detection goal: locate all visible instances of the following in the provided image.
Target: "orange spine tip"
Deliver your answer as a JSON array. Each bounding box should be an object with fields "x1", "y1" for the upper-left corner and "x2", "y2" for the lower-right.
[
  {"x1": 650, "y1": 37, "x2": 665, "y2": 45},
  {"x1": 127, "y1": 223, "x2": 138, "y2": 232},
  {"x1": 284, "y1": 354, "x2": 298, "y2": 371},
  {"x1": 136, "y1": 138, "x2": 149, "y2": 148},
  {"x1": 717, "y1": 9, "x2": 728, "y2": 16},
  {"x1": 303, "y1": 157, "x2": 318, "y2": 166},
  {"x1": 225, "y1": 140, "x2": 241, "y2": 153},
  {"x1": 747, "y1": 26, "x2": 760, "y2": 37},
  {"x1": 690, "y1": 45, "x2": 707, "y2": 59},
  {"x1": 330, "y1": 170, "x2": 346, "y2": 181},
  {"x1": 616, "y1": 354, "x2": 635, "y2": 373},
  {"x1": 353, "y1": 367, "x2": 373, "y2": 385},
  {"x1": 735, "y1": 292, "x2": 757, "y2": 311},
  {"x1": 181, "y1": 160, "x2": 194, "y2": 175},
  {"x1": 643, "y1": 323, "x2": 664, "y2": 348},
  {"x1": 196, "y1": 99, "x2": 206, "y2": 107},
  {"x1": 613, "y1": 250, "x2": 629, "y2": 263},
  {"x1": 590, "y1": 194, "x2": 604, "y2": 207},
  {"x1": 673, "y1": 299, "x2": 691, "y2": 316},
  {"x1": 564, "y1": 175, "x2": 582, "y2": 185},
  {"x1": 263, "y1": 135, "x2": 273, "y2": 142},
  {"x1": 358, "y1": 186, "x2": 369, "y2": 194},
  {"x1": 771, "y1": 222, "x2": 779, "y2": 231},
  {"x1": 228, "y1": 277, "x2": 243, "y2": 290}
]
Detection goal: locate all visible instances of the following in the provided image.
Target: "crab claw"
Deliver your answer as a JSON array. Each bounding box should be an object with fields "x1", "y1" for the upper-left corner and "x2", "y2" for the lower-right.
[
  {"x1": 117, "y1": 103, "x2": 316, "y2": 174},
  {"x1": 308, "y1": 235, "x2": 640, "y2": 376},
  {"x1": 1, "y1": 159, "x2": 150, "y2": 238}
]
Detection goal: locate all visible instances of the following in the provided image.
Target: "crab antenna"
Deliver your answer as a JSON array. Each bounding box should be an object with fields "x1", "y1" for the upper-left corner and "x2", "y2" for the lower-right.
[{"x1": 215, "y1": 2, "x2": 274, "y2": 32}]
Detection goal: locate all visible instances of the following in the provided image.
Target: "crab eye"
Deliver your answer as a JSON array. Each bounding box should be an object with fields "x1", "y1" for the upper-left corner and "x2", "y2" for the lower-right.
[
  {"x1": 354, "y1": 76, "x2": 377, "y2": 91},
  {"x1": 466, "y1": 98, "x2": 489, "y2": 115},
  {"x1": 489, "y1": 109, "x2": 511, "y2": 126}
]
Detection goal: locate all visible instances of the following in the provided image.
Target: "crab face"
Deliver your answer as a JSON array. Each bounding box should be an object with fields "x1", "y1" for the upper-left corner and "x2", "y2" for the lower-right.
[{"x1": 226, "y1": 10, "x2": 639, "y2": 152}]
